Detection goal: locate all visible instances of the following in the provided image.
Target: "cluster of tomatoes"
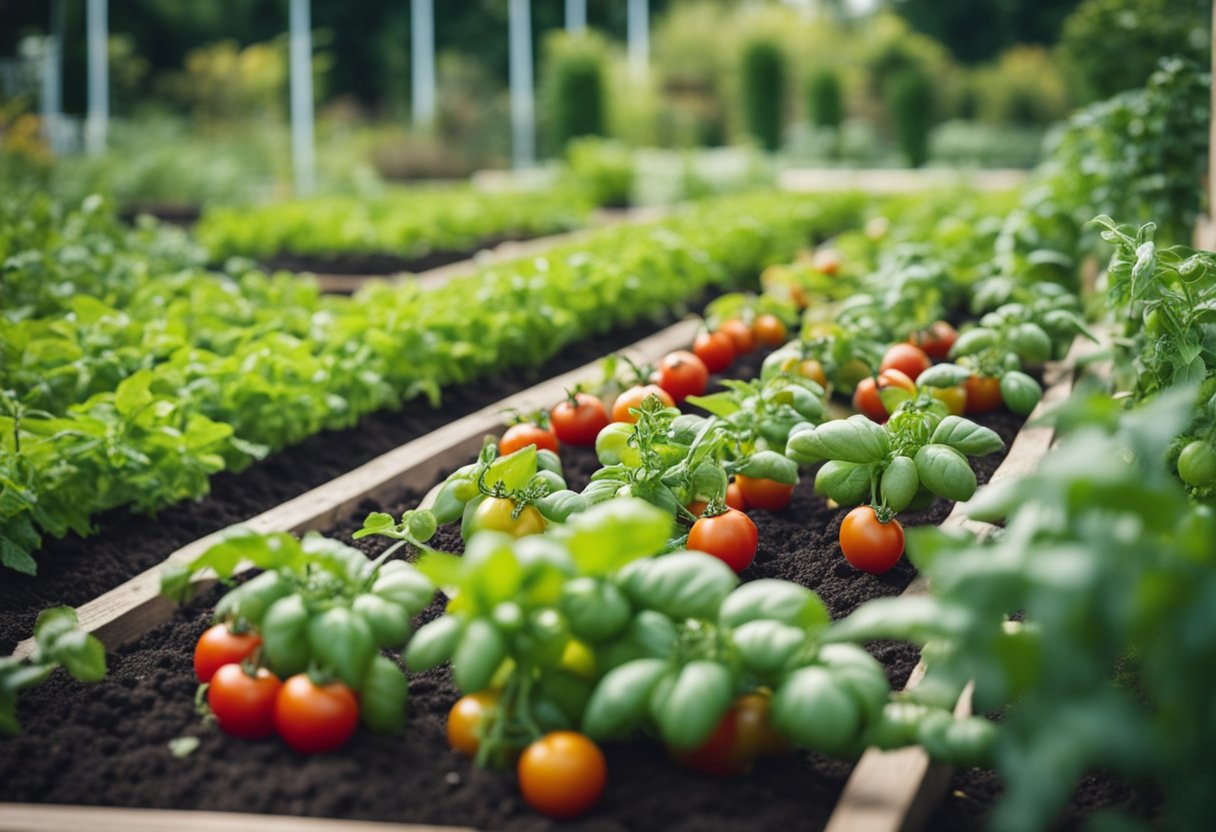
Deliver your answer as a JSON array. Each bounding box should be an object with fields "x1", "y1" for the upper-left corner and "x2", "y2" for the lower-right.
[{"x1": 195, "y1": 624, "x2": 359, "y2": 754}]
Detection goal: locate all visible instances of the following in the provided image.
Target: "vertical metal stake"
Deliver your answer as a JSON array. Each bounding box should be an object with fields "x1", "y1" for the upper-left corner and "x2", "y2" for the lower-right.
[
  {"x1": 508, "y1": 0, "x2": 535, "y2": 169},
  {"x1": 411, "y1": 0, "x2": 436, "y2": 127},
  {"x1": 565, "y1": 0, "x2": 587, "y2": 34},
  {"x1": 85, "y1": 0, "x2": 108, "y2": 155},
  {"x1": 289, "y1": 0, "x2": 316, "y2": 195}
]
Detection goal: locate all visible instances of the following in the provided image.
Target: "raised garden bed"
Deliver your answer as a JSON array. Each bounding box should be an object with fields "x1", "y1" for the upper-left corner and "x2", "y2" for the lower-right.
[{"x1": 0, "y1": 327, "x2": 1082, "y2": 832}]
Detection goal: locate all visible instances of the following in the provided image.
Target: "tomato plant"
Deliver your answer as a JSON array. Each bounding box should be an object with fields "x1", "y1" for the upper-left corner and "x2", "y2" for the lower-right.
[
  {"x1": 500, "y1": 419, "x2": 560, "y2": 456},
  {"x1": 720, "y1": 319, "x2": 758, "y2": 355},
  {"x1": 656, "y1": 350, "x2": 710, "y2": 404},
  {"x1": 518, "y1": 731, "x2": 607, "y2": 819},
  {"x1": 693, "y1": 330, "x2": 736, "y2": 374},
  {"x1": 194, "y1": 624, "x2": 261, "y2": 683},
  {"x1": 612, "y1": 384, "x2": 675, "y2": 423},
  {"x1": 208, "y1": 664, "x2": 282, "y2": 739},
  {"x1": 688, "y1": 508, "x2": 758, "y2": 573},
  {"x1": 880, "y1": 343, "x2": 932, "y2": 381},
  {"x1": 753, "y1": 313, "x2": 788, "y2": 348},
  {"x1": 838, "y1": 506, "x2": 905, "y2": 574},
  {"x1": 274, "y1": 674, "x2": 360, "y2": 754},
  {"x1": 735, "y1": 475, "x2": 794, "y2": 512},
  {"x1": 550, "y1": 392, "x2": 609, "y2": 447}
]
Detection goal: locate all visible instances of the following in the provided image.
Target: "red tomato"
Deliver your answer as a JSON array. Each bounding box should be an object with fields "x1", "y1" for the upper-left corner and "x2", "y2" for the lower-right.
[
  {"x1": 518, "y1": 731, "x2": 607, "y2": 820},
  {"x1": 909, "y1": 320, "x2": 958, "y2": 361},
  {"x1": 656, "y1": 350, "x2": 710, "y2": 403},
  {"x1": 500, "y1": 422, "x2": 560, "y2": 456},
  {"x1": 839, "y1": 506, "x2": 905, "y2": 574},
  {"x1": 880, "y1": 343, "x2": 933, "y2": 381},
  {"x1": 686, "y1": 499, "x2": 709, "y2": 518},
  {"x1": 611, "y1": 384, "x2": 675, "y2": 423},
  {"x1": 550, "y1": 393, "x2": 609, "y2": 446},
  {"x1": 693, "y1": 330, "x2": 736, "y2": 374},
  {"x1": 852, "y1": 369, "x2": 917, "y2": 422},
  {"x1": 448, "y1": 691, "x2": 499, "y2": 757},
  {"x1": 752, "y1": 314, "x2": 788, "y2": 348},
  {"x1": 688, "y1": 509, "x2": 758, "y2": 573},
  {"x1": 208, "y1": 664, "x2": 282, "y2": 739},
  {"x1": 273, "y1": 674, "x2": 359, "y2": 755},
  {"x1": 964, "y1": 374, "x2": 1003, "y2": 414},
  {"x1": 194, "y1": 624, "x2": 261, "y2": 683},
  {"x1": 673, "y1": 692, "x2": 788, "y2": 777},
  {"x1": 725, "y1": 481, "x2": 748, "y2": 511},
  {"x1": 720, "y1": 320, "x2": 757, "y2": 356},
  {"x1": 735, "y1": 475, "x2": 795, "y2": 511}
]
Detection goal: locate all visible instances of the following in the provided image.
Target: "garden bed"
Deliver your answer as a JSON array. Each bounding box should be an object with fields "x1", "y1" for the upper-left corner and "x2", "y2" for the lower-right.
[{"x1": 0, "y1": 346, "x2": 1034, "y2": 831}]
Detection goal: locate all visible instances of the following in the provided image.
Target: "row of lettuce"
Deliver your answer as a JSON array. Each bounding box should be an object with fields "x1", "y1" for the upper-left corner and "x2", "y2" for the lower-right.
[{"x1": 0, "y1": 190, "x2": 866, "y2": 575}]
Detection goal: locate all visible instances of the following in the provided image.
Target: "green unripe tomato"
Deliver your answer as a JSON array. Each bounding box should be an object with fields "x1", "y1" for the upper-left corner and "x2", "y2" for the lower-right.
[
  {"x1": 595, "y1": 422, "x2": 642, "y2": 467},
  {"x1": 1178, "y1": 440, "x2": 1216, "y2": 487}
]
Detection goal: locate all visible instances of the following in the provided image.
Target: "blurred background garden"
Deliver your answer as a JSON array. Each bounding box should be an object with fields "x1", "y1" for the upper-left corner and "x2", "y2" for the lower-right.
[{"x1": 0, "y1": 0, "x2": 1211, "y2": 215}]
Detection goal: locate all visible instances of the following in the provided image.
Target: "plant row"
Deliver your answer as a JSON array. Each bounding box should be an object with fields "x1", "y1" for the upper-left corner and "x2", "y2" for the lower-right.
[
  {"x1": 194, "y1": 185, "x2": 592, "y2": 262},
  {"x1": 0, "y1": 191, "x2": 867, "y2": 575}
]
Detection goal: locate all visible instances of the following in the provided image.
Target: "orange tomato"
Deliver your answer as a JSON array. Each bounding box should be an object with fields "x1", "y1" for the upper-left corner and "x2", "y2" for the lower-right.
[
  {"x1": 879, "y1": 343, "x2": 932, "y2": 382},
  {"x1": 518, "y1": 731, "x2": 607, "y2": 819},
  {"x1": 447, "y1": 691, "x2": 499, "y2": 757},
  {"x1": 693, "y1": 330, "x2": 736, "y2": 374},
  {"x1": 852, "y1": 369, "x2": 916, "y2": 422},
  {"x1": 964, "y1": 374, "x2": 1003, "y2": 414},
  {"x1": 725, "y1": 480, "x2": 748, "y2": 511},
  {"x1": 719, "y1": 320, "x2": 758, "y2": 356},
  {"x1": 611, "y1": 384, "x2": 676, "y2": 423},
  {"x1": 735, "y1": 475, "x2": 795, "y2": 512},
  {"x1": 752, "y1": 314, "x2": 788, "y2": 348},
  {"x1": 500, "y1": 422, "x2": 559, "y2": 456}
]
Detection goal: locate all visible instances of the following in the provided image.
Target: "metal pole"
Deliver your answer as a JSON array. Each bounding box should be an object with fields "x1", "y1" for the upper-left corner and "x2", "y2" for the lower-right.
[
  {"x1": 85, "y1": 0, "x2": 108, "y2": 154},
  {"x1": 627, "y1": 0, "x2": 649, "y2": 80},
  {"x1": 411, "y1": 0, "x2": 436, "y2": 127},
  {"x1": 41, "y1": 0, "x2": 64, "y2": 153},
  {"x1": 565, "y1": 0, "x2": 586, "y2": 34},
  {"x1": 508, "y1": 0, "x2": 535, "y2": 169},
  {"x1": 289, "y1": 0, "x2": 316, "y2": 195}
]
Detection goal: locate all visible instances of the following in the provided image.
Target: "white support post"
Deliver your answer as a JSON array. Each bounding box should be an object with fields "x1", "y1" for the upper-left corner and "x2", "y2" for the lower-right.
[
  {"x1": 289, "y1": 0, "x2": 316, "y2": 195},
  {"x1": 508, "y1": 0, "x2": 535, "y2": 169},
  {"x1": 565, "y1": 0, "x2": 587, "y2": 34},
  {"x1": 411, "y1": 0, "x2": 436, "y2": 127},
  {"x1": 40, "y1": 0, "x2": 64, "y2": 154},
  {"x1": 627, "y1": 0, "x2": 649, "y2": 80},
  {"x1": 85, "y1": 0, "x2": 108, "y2": 155}
]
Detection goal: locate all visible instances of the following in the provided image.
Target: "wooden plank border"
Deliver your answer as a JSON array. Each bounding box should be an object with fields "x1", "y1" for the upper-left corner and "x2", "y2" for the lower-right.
[
  {"x1": 823, "y1": 336, "x2": 1097, "y2": 832},
  {"x1": 11, "y1": 319, "x2": 700, "y2": 661}
]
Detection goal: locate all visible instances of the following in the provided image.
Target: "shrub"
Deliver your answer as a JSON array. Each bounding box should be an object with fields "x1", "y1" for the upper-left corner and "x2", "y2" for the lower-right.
[
  {"x1": 1059, "y1": 0, "x2": 1210, "y2": 102},
  {"x1": 565, "y1": 138, "x2": 633, "y2": 208},
  {"x1": 740, "y1": 37, "x2": 786, "y2": 152},
  {"x1": 541, "y1": 32, "x2": 609, "y2": 153},
  {"x1": 887, "y1": 69, "x2": 934, "y2": 168},
  {"x1": 805, "y1": 68, "x2": 844, "y2": 130}
]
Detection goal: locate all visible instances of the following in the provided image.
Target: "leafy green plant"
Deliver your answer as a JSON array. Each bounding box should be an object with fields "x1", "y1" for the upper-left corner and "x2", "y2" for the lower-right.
[
  {"x1": 887, "y1": 69, "x2": 933, "y2": 168},
  {"x1": 541, "y1": 32, "x2": 609, "y2": 153},
  {"x1": 740, "y1": 37, "x2": 787, "y2": 152},
  {"x1": 829, "y1": 388, "x2": 1216, "y2": 832},
  {"x1": 1, "y1": 607, "x2": 107, "y2": 734},
  {"x1": 806, "y1": 68, "x2": 844, "y2": 131}
]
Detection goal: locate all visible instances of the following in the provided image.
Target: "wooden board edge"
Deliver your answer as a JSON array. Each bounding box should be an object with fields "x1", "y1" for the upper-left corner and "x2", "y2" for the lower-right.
[
  {"x1": 0, "y1": 803, "x2": 474, "y2": 832},
  {"x1": 12, "y1": 318, "x2": 700, "y2": 660},
  {"x1": 824, "y1": 337, "x2": 1088, "y2": 832}
]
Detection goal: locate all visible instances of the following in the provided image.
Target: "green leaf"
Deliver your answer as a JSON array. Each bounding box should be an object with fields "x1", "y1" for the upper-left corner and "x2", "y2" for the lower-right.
[
  {"x1": 0, "y1": 534, "x2": 37, "y2": 575},
  {"x1": 360, "y1": 655, "x2": 409, "y2": 734},
  {"x1": 114, "y1": 370, "x2": 154, "y2": 418},
  {"x1": 486, "y1": 445, "x2": 537, "y2": 492},
  {"x1": 353, "y1": 512, "x2": 396, "y2": 540},
  {"x1": 620, "y1": 551, "x2": 740, "y2": 620},
  {"x1": 686, "y1": 393, "x2": 742, "y2": 417},
  {"x1": 561, "y1": 498, "x2": 671, "y2": 576},
  {"x1": 50, "y1": 630, "x2": 107, "y2": 682},
  {"x1": 930, "y1": 416, "x2": 1005, "y2": 457}
]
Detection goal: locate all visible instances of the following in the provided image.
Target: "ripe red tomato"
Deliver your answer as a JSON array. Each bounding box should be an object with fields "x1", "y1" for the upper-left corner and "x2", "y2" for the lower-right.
[
  {"x1": 688, "y1": 509, "x2": 758, "y2": 573},
  {"x1": 752, "y1": 314, "x2": 788, "y2": 348},
  {"x1": 719, "y1": 320, "x2": 757, "y2": 356},
  {"x1": 735, "y1": 475, "x2": 795, "y2": 511},
  {"x1": 839, "y1": 506, "x2": 905, "y2": 574},
  {"x1": 725, "y1": 480, "x2": 748, "y2": 511},
  {"x1": 909, "y1": 320, "x2": 958, "y2": 361},
  {"x1": 194, "y1": 624, "x2": 261, "y2": 683},
  {"x1": 611, "y1": 384, "x2": 675, "y2": 423},
  {"x1": 693, "y1": 330, "x2": 736, "y2": 374},
  {"x1": 518, "y1": 731, "x2": 607, "y2": 820},
  {"x1": 273, "y1": 674, "x2": 359, "y2": 755},
  {"x1": 550, "y1": 393, "x2": 609, "y2": 446},
  {"x1": 448, "y1": 691, "x2": 499, "y2": 757},
  {"x1": 673, "y1": 692, "x2": 787, "y2": 777},
  {"x1": 500, "y1": 422, "x2": 560, "y2": 456},
  {"x1": 964, "y1": 374, "x2": 1003, "y2": 414},
  {"x1": 852, "y1": 369, "x2": 917, "y2": 422},
  {"x1": 656, "y1": 350, "x2": 710, "y2": 403},
  {"x1": 880, "y1": 343, "x2": 933, "y2": 381},
  {"x1": 208, "y1": 664, "x2": 282, "y2": 739}
]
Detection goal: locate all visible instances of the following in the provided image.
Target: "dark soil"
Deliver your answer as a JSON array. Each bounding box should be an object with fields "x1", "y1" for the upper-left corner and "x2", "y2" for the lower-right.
[
  {"x1": 0, "y1": 353, "x2": 1034, "y2": 830},
  {"x1": 256, "y1": 234, "x2": 527, "y2": 278},
  {"x1": 0, "y1": 304, "x2": 709, "y2": 654}
]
